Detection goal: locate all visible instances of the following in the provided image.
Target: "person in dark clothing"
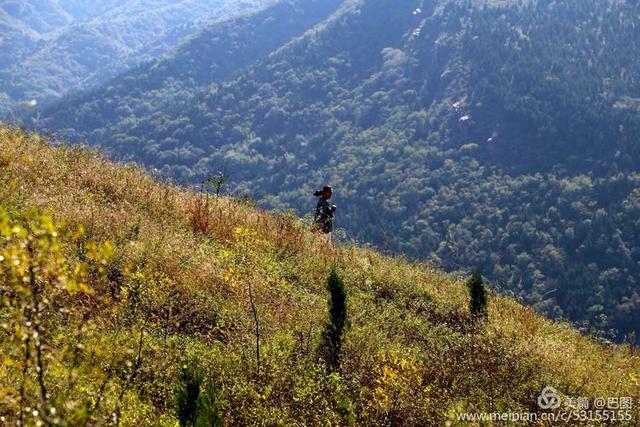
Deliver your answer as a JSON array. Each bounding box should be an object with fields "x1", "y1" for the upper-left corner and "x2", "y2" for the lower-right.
[{"x1": 314, "y1": 185, "x2": 336, "y2": 240}]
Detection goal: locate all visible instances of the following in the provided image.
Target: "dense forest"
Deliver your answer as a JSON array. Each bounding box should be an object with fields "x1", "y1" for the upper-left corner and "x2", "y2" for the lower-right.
[
  {"x1": 36, "y1": 0, "x2": 640, "y2": 342},
  {"x1": 0, "y1": 0, "x2": 268, "y2": 116}
]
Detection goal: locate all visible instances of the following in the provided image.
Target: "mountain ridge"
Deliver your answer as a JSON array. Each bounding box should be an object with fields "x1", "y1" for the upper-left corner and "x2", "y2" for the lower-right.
[{"x1": 0, "y1": 0, "x2": 270, "y2": 115}]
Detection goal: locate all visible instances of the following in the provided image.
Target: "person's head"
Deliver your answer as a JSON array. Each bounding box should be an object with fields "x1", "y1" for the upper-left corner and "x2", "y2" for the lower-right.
[{"x1": 314, "y1": 185, "x2": 333, "y2": 199}]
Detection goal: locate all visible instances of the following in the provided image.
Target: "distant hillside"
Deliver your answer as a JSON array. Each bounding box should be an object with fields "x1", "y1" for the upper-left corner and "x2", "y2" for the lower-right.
[
  {"x1": 0, "y1": 0, "x2": 269, "y2": 116},
  {"x1": 34, "y1": 0, "x2": 343, "y2": 143},
  {"x1": 36, "y1": 0, "x2": 640, "y2": 342},
  {"x1": 1, "y1": 123, "x2": 639, "y2": 425}
]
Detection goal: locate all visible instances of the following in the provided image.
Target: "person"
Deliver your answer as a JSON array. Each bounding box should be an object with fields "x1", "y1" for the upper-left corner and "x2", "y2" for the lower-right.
[{"x1": 313, "y1": 185, "x2": 336, "y2": 242}]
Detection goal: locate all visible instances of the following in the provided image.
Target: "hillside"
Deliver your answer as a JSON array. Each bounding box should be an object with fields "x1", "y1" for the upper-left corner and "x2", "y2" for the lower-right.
[
  {"x1": 35, "y1": 0, "x2": 640, "y2": 342},
  {"x1": 32, "y1": 0, "x2": 343, "y2": 144},
  {"x1": 0, "y1": 0, "x2": 269, "y2": 116},
  {"x1": 2, "y1": 124, "x2": 640, "y2": 424}
]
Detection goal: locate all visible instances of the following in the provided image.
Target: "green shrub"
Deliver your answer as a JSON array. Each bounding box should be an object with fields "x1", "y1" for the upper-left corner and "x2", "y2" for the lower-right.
[
  {"x1": 175, "y1": 357, "x2": 222, "y2": 427},
  {"x1": 468, "y1": 273, "x2": 488, "y2": 321},
  {"x1": 195, "y1": 382, "x2": 222, "y2": 427},
  {"x1": 320, "y1": 266, "x2": 348, "y2": 372}
]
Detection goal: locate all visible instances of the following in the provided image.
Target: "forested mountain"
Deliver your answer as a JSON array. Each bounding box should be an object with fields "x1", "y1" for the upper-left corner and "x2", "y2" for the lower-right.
[
  {"x1": 37, "y1": 0, "x2": 640, "y2": 342},
  {"x1": 0, "y1": 0, "x2": 269, "y2": 116},
  {"x1": 34, "y1": 0, "x2": 343, "y2": 140}
]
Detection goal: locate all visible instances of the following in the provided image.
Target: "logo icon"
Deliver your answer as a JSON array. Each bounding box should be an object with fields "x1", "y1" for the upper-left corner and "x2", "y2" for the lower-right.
[{"x1": 538, "y1": 386, "x2": 561, "y2": 410}]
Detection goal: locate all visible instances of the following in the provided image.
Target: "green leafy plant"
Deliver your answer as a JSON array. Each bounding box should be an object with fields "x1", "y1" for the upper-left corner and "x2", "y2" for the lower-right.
[{"x1": 0, "y1": 208, "x2": 112, "y2": 424}]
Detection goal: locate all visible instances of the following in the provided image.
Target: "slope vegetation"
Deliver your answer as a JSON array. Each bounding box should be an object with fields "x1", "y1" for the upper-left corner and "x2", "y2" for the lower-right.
[{"x1": 1, "y1": 125, "x2": 639, "y2": 424}]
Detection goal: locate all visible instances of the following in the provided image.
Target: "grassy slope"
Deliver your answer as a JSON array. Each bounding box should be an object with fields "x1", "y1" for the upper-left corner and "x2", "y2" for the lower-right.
[{"x1": 0, "y1": 124, "x2": 639, "y2": 425}]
